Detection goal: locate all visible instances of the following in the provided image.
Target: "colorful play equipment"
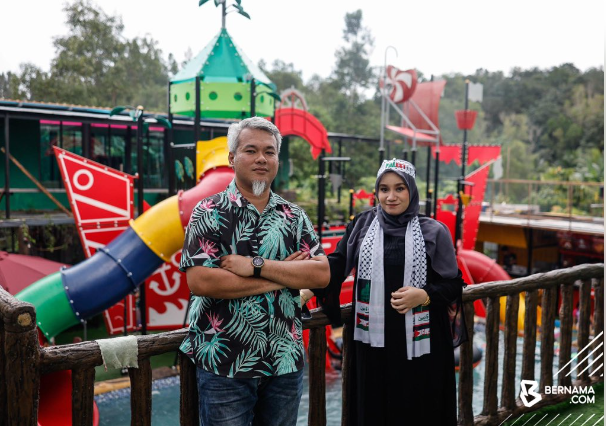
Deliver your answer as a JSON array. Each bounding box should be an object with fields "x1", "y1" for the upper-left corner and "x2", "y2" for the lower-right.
[
  {"x1": 15, "y1": 139, "x2": 233, "y2": 426},
  {"x1": 170, "y1": 28, "x2": 276, "y2": 119},
  {"x1": 16, "y1": 137, "x2": 233, "y2": 339},
  {"x1": 274, "y1": 89, "x2": 331, "y2": 159},
  {"x1": 16, "y1": 114, "x2": 329, "y2": 423},
  {"x1": 37, "y1": 370, "x2": 100, "y2": 426}
]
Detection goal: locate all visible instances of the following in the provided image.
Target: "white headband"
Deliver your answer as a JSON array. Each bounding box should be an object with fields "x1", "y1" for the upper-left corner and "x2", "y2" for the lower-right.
[{"x1": 377, "y1": 158, "x2": 416, "y2": 179}]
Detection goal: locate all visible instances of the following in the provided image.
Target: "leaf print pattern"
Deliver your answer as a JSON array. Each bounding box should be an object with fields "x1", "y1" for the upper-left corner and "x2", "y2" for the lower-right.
[
  {"x1": 196, "y1": 332, "x2": 230, "y2": 374},
  {"x1": 278, "y1": 290, "x2": 296, "y2": 319},
  {"x1": 224, "y1": 298, "x2": 269, "y2": 354},
  {"x1": 179, "y1": 179, "x2": 325, "y2": 378},
  {"x1": 269, "y1": 320, "x2": 302, "y2": 375},
  {"x1": 228, "y1": 348, "x2": 261, "y2": 378},
  {"x1": 258, "y1": 211, "x2": 289, "y2": 259}
]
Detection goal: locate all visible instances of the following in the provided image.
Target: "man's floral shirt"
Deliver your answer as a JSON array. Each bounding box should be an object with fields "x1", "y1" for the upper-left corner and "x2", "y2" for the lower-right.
[{"x1": 179, "y1": 180, "x2": 325, "y2": 378}]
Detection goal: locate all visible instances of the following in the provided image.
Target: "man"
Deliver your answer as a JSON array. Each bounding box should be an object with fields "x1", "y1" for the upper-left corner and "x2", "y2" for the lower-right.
[{"x1": 179, "y1": 116, "x2": 330, "y2": 426}]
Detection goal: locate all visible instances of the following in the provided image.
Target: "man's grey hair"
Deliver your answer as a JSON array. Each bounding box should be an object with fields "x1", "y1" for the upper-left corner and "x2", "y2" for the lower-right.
[{"x1": 227, "y1": 117, "x2": 282, "y2": 154}]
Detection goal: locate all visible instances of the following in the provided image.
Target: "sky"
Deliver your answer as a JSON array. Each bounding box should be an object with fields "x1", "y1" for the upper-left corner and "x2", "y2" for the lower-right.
[{"x1": 1, "y1": 0, "x2": 604, "y2": 83}]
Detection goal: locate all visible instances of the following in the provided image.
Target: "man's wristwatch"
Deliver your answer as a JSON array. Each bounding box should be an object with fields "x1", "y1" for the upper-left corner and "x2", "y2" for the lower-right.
[{"x1": 251, "y1": 256, "x2": 265, "y2": 278}]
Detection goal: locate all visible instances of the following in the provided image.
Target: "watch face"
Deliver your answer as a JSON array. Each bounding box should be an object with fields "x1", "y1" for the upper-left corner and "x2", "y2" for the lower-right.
[{"x1": 252, "y1": 256, "x2": 264, "y2": 267}]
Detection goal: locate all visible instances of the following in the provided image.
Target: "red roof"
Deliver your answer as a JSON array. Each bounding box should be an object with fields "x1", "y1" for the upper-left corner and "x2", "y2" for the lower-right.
[{"x1": 0, "y1": 251, "x2": 68, "y2": 295}]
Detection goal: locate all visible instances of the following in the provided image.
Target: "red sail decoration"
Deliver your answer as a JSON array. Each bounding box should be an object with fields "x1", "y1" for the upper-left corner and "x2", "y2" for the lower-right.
[
  {"x1": 53, "y1": 147, "x2": 135, "y2": 257},
  {"x1": 462, "y1": 162, "x2": 492, "y2": 250},
  {"x1": 407, "y1": 80, "x2": 446, "y2": 141},
  {"x1": 386, "y1": 80, "x2": 447, "y2": 146},
  {"x1": 380, "y1": 66, "x2": 418, "y2": 103},
  {"x1": 435, "y1": 147, "x2": 501, "y2": 250},
  {"x1": 432, "y1": 145, "x2": 501, "y2": 166},
  {"x1": 53, "y1": 147, "x2": 138, "y2": 334}
]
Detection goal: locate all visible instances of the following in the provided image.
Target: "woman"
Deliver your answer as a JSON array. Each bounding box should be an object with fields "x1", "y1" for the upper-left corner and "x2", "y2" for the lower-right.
[{"x1": 312, "y1": 158, "x2": 466, "y2": 425}]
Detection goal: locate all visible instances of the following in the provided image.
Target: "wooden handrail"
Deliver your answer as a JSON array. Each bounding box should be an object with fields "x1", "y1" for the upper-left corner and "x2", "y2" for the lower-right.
[
  {"x1": 1, "y1": 264, "x2": 604, "y2": 426},
  {"x1": 462, "y1": 263, "x2": 603, "y2": 300}
]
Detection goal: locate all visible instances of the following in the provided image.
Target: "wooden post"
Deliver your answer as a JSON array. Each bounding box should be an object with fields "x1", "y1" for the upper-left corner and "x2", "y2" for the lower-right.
[
  {"x1": 340, "y1": 322, "x2": 353, "y2": 426},
  {"x1": 457, "y1": 301, "x2": 476, "y2": 425},
  {"x1": 539, "y1": 286, "x2": 557, "y2": 390},
  {"x1": 307, "y1": 327, "x2": 327, "y2": 426},
  {"x1": 521, "y1": 290, "x2": 538, "y2": 382},
  {"x1": 558, "y1": 283, "x2": 574, "y2": 387},
  {"x1": 577, "y1": 279, "x2": 592, "y2": 383},
  {"x1": 592, "y1": 279, "x2": 604, "y2": 378},
  {"x1": 129, "y1": 358, "x2": 152, "y2": 426},
  {"x1": 72, "y1": 367, "x2": 96, "y2": 426},
  {"x1": 179, "y1": 353, "x2": 199, "y2": 426},
  {"x1": 482, "y1": 296, "x2": 500, "y2": 419},
  {"x1": 501, "y1": 293, "x2": 520, "y2": 409},
  {"x1": 3, "y1": 298, "x2": 40, "y2": 425}
]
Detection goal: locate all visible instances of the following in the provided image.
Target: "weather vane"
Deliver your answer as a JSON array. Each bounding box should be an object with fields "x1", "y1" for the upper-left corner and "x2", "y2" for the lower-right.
[{"x1": 199, "y1": 0, "x2": 250, "y2": 28}]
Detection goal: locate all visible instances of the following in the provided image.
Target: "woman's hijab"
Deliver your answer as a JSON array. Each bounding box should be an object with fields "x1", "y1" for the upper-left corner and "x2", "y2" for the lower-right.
[{"x1": 346, "y1": 158, "x2": 458, "y2": 280}]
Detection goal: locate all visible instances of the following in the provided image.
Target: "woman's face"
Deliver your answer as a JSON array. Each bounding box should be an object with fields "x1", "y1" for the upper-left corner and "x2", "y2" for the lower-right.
[{"x1": 377, "y1": 172, "x2": 410, "y2": 216}]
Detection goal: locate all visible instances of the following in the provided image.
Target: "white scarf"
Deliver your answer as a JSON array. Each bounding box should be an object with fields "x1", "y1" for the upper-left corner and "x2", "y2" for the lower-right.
[{"x1": 353, "y1": 215, "x2": 431, "y2": 359}]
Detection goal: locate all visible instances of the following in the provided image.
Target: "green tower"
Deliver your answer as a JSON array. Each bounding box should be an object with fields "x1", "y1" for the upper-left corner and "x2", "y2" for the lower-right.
[{"x1": 170, "y1": 27, "x2": 276, "y2": 119}]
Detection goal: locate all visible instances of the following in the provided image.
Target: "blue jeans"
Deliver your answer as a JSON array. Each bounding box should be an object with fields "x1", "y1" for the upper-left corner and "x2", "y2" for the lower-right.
[{"x1": 196, "y1": 367, "x2": 304, "y2": 426}]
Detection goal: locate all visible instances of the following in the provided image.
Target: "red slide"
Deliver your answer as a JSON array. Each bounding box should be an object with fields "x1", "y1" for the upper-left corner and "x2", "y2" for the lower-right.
[
  {"x1": 457, "y1": 248, "x2": 512, "y2": 318},
  {"x1": 38, "y1": 371, "x2": 99, "y2": 426}
]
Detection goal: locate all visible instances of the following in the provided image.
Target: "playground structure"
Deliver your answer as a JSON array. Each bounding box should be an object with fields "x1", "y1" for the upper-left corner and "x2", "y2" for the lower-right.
[
  {"x1": 10, "y1": 46, "x2": 520, "y2": 426},
  {"x1": 1, "y1": 68, "x2": 598, "y2": 426},
  {"x1": 1, "y1": 3, "x2": 601, "y2": 424},
  {"x1": 13, "y1": 92, "x2": 333, "y2": 424}
]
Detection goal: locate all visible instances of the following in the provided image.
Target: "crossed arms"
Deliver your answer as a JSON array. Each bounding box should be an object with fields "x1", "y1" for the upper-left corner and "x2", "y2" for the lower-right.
[{"x1": 186, "y1": 251, "x2": 330, "y2": 299}]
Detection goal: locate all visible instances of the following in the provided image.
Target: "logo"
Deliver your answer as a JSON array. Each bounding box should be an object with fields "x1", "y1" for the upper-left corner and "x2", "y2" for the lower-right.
[
  {"x1": 377, "y1": 158, "x2": 416, "y2": 179},
  {"x1": 520, "y1": 380, "x2": 541, "y2": 407}
]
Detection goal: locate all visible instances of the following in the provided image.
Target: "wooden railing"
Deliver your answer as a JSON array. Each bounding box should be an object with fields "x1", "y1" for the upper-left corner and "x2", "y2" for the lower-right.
[
  {"x1": 0, "y1": 263, "x2": 603, "y2": 426},
  {"x1": 457, "y1": 263, "x2": 604, "y2": 425}
]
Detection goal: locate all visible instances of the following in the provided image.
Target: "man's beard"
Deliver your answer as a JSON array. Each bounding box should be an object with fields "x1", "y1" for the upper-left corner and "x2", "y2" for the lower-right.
[{"x1": 252, "y1": 180, "x2": 267, "y2": 196}]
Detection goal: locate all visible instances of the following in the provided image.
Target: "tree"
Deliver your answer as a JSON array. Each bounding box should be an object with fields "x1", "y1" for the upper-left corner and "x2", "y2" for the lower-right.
[
  {"x1": 9, "y1": 0, "x2": 171, "y2": 110},
  {"x1": 333, "y1": 9, "x2": 375, "y2": 101},
  {"x1": 0, "y1": 72, "x2": 21, "y2": 99},
  {"x1": 259, "y1": 60, "x2": 304, "y2": 93}
]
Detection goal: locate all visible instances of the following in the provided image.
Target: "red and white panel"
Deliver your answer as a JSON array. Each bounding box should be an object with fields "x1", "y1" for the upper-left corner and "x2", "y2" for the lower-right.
[{"x1": 380, "y1": 66, "x2": 418, "y2": 103}]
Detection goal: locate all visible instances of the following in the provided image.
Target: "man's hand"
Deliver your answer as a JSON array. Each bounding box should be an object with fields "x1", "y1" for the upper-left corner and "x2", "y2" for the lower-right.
[
  {"x1": 220, "y1": 254, "x2": 254, "y2": 277},
  {"x1": 284, "y1": 250, "x2": 310, "y2": 262},
  {"x1": 220, "y1": 251, "x2": 309, "y2": 277}
]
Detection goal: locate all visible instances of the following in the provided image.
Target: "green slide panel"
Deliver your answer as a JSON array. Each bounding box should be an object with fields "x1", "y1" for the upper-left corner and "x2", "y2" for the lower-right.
[{"x1": 17, "y1": 271, "x2": 79, "y2": 339}]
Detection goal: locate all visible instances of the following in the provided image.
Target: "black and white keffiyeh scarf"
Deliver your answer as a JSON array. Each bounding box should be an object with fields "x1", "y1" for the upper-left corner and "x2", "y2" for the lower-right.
[{"x1": 354, "y1": 214, "x2": 431, "y2": 359}]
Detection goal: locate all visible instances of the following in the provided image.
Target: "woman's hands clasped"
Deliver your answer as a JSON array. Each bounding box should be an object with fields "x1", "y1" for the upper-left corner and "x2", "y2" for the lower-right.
[{"x1": 390, "y1": 287, "x2": 428, "y2": 315}]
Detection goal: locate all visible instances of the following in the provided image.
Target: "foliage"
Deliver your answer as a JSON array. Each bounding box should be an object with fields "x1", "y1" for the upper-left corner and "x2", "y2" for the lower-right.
[
  {"x1": 0, "y1": 3, "x2": 602, "y2": 213},
  {"x1": 1, "y1": 0, "x2": 171, "y2": 110}
]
